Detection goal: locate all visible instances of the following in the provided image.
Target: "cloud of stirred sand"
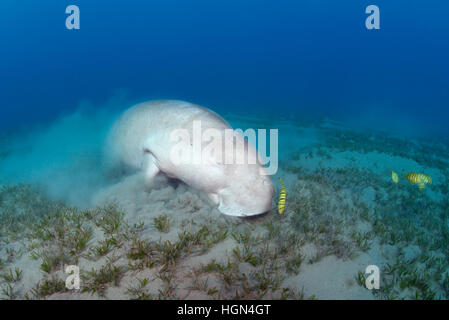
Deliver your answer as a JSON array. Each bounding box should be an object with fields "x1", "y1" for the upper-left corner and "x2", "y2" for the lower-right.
[
  {"x1": 0, "y1": 95, "x2": 131, "y2": 208},
  {"x1": 0, "y1": 95, "x2": 282, "y2": 209}
]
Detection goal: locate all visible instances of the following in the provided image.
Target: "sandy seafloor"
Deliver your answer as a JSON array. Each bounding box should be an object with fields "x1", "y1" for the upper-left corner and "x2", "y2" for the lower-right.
[{"x1": 1, "y1": 110, "x2": 449, "y2": 300}]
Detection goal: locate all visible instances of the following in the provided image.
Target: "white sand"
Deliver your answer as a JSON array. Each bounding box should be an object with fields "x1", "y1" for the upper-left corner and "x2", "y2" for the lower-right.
[{"x1": 1, "y1": 112, "x2": 448, "y2": 300}]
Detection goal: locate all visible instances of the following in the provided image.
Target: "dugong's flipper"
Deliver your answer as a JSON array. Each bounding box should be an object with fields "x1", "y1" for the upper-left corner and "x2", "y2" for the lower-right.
[
  {"x1": 207, "y1": 193, "x2": 220, "y2": 206},
  {"x1": 142, "y1": 153, "x2": 159, "y2": 187}
]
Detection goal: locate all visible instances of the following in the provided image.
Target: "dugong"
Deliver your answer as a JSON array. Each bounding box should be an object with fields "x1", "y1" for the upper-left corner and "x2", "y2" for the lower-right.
[{"x1": 106, "y1": 100, "x2": 274, "y2": 217}]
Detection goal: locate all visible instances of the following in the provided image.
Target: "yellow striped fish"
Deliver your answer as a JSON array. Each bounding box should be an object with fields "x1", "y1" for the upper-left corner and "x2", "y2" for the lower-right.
[
  {"x1": 278, "y1": 178, "x2": 287, "y2": 214},
  {"x1": 402, "y1": 170, "x2": 432, "y2": 191}
]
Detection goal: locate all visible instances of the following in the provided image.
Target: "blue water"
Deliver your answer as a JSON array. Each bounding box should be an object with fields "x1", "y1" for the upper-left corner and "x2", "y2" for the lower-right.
[
  {"x1": 0, "y1": 0, "x2": 448, "y2": 135},
  {"x1": 2, "y1": 1, "x2": 449, "y2": 301}
]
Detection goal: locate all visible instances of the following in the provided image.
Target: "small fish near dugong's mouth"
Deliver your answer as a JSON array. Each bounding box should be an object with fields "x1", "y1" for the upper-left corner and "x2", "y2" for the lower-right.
[{"x1": 105, "y1": 100, "x2": 274, "y2": 217}]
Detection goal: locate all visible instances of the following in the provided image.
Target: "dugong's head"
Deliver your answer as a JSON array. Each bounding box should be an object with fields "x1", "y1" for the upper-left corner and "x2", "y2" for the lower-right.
[
  {"x1": 214, "y1": 135, "x2": 274, "y2": 217},
  {"x1": 217, "y1": 164, "x2": 274, "y2": 217}
]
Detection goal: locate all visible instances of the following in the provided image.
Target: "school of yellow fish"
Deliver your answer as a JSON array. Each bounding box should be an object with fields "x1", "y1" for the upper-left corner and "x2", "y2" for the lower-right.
[
  {"x1": 391, "y1": 170, "x2": 433, "y2": 191},
  {"x1": 273, "y1": 170, "x2": 431, "y2": 217}
]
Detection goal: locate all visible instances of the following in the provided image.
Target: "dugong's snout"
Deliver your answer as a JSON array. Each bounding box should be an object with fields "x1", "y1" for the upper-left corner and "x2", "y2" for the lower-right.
[{"x1": 217, "y1": 175, "x2": 274, "y2": 217}]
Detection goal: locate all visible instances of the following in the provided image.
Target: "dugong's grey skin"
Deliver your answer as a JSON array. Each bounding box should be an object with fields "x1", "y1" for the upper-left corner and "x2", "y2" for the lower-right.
[{"x1": 106, "y1": 100, "x2": 274, "y2": 217}]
